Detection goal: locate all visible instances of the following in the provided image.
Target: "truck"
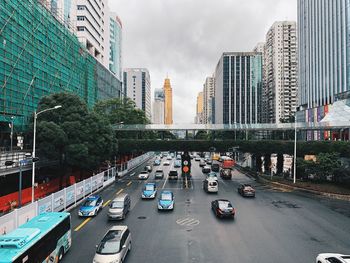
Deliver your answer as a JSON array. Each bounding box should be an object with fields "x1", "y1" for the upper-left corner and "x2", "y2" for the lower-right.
[{"x1": 220, "y1": 158, "x2": 235, "y2": 180}]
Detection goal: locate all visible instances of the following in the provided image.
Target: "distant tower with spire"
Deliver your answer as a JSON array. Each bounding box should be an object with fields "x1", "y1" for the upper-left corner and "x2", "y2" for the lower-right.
[{"x1": 163, "y1": 76, "x2": 173, "y2": 124}]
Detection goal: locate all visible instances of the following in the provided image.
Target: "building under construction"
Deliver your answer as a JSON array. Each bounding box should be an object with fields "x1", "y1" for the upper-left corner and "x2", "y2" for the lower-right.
[{"x1": 0, "y1": 0, "x2": 123, "y2": 140}]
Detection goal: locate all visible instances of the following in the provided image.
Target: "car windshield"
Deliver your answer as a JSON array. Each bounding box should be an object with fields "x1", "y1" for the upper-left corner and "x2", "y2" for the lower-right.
[
  {"x1": 83, "y1": 199, "x2": 97, "y2": 207},
  {"x1": 156, "y1": 170, "x2": 162, "y2": 173},
  {"x1": 96, "y1": 230, "x2": 121, "y2": 255},
  {"x1": 208, "y1": 173, "x2": 216, "y2": 177},
  {"x1": 161, "y1": 193, "x2": 172, "y2": 201},
  {"x1": 145, "y1": 184, "x2": 155, "y2": 191},
  {"x1": 110, "y1": 201, "x2": 124, "y2": 209},
  {"x1": 218, "y1": 201, "x2": 232, "y2": 210}
]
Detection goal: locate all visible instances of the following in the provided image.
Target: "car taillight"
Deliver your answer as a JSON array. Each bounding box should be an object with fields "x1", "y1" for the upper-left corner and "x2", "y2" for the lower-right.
[{"x1": 231, "y1": 208, "x2": 235, "y2": 214}]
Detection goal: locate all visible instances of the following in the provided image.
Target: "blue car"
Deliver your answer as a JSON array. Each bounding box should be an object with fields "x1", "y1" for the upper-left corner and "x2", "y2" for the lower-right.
[
  {"x1": 154, "y1": 159, "x2": 161, "y2": 166},
  {"x1": 142, "y1": 183, "x2": 157, "y2": 199},
  {"x1": 174, "y1": 160, "x2": 181, "y2": 168},
  {"x1": 157, "y1": 191, "x2": 174, "y2": 210},
  {"x1": 78, "y1": 195, "x2": 103, "y2": 217}
]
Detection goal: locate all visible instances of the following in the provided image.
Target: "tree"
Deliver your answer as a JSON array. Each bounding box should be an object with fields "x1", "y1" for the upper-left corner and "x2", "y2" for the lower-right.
[{"x1": 32, "y1": 93, "x2": 116, "y2": 173}]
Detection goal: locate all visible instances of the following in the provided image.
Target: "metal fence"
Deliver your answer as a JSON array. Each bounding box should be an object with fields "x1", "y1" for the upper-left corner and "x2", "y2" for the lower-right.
[{"x1": 0, "y1": 152, "x2": 154, "y2": 235}]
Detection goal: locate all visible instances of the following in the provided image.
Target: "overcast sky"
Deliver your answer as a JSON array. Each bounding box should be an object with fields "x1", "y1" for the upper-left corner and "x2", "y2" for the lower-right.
[{"x1": 109, "y1": 0, "x2": 297, "y2": 124}]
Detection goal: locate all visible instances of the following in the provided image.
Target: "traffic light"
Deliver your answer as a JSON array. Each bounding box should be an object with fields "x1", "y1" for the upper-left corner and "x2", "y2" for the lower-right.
[{"x1": 181, "y1": 151, "x2": 191, "y2": 176}]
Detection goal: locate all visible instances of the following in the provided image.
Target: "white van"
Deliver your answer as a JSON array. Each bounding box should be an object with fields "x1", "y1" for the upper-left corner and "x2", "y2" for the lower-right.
[{"x1": 203, "y1": 178, "x2": 218, "y2": 193}]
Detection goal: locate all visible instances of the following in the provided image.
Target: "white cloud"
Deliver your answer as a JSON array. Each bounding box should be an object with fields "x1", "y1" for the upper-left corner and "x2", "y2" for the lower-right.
[{"x1": 109, "y1": 0, "x2": 297, "y2": 123}]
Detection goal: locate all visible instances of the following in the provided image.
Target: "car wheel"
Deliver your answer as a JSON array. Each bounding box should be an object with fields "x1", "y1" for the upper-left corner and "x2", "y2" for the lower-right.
[
  {"x1": 94, "y1": 209, "x2": 98, "y2": 216},
  {"x1": 57, "y1": 247, "x2": 64, "y2": 262}
]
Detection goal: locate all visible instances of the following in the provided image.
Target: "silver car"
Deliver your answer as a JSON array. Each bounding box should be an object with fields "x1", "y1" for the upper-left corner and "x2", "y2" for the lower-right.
[
  {"x1": 93, "y1": 225, "x2": 131, "y2": 263},
  {"x1": 107, "y1": 194, "x2": 130, "y2": 220}
]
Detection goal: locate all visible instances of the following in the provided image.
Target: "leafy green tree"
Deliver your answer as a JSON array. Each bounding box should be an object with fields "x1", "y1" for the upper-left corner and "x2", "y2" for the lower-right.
[{"x1": 33, "y1": 93, "x2": 116, "y2": 174}]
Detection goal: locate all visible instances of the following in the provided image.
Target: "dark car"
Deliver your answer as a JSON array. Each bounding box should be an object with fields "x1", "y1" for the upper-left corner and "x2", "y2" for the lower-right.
[
  {"x1": 211, "y1": 199, "x2": 235, "y2": 218},
  {"x1": 202, "y1": 166, "x2": 211, "y2": 174},
  {"x1": 211, "y1": 163, "x2": 220, "y2": 172},
  {"x1": 168, "y1": 170, "x2": 178, "y2": 180},
  {"x1": 238, "y1": 184, "x2": 256, "y2": 197},
  {"x1": 220, "y1": 168, "x2": 232, "y2": 180},
  {"x1": 155, "y1": 169, "x2": 164, "y2": 179}
]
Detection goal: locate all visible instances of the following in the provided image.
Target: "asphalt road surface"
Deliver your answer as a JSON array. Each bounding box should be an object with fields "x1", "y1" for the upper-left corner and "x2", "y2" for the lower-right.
[{"x1": 62, "y1": 156, "x2": 350, "y2": 263}]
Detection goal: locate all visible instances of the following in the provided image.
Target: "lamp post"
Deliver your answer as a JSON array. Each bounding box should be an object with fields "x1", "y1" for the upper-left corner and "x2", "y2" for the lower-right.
[
  {"x1": 293, "y1": 119, "x2": 297, "y2": 184},
  {"x1": 9, "y1": 116, "x2": 14, "y2": 153},
  {"x1": 31, "y1": 105, "x2": 62, "y2": 203}
]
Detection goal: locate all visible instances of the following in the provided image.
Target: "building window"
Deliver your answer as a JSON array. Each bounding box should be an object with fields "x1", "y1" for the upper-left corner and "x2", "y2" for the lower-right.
[
  {"x1": 77, "y1": 26, "x2": 85, "y2": 31},
  {"x1": 77, "y1": 16, "x2": 85, "y2": 21},
  {"x1": 77, "y1": 5, "x2": 85, "y2": 10}
]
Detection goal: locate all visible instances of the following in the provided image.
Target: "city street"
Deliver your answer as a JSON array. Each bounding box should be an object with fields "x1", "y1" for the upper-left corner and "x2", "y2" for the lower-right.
[{"x1": 63, "y1": 157, "x2": 350, "y2": 263}]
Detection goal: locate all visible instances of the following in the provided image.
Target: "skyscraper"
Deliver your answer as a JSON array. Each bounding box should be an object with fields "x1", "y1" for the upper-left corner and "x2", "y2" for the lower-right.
[
  {"x1": 163, "y1": 77, "x2": 173, "y2": 124},
  {"x1": 263, "y1": 21, "x2": 298, "y2": 124},
  {"x1": 298, "y1": 0, "x2": 350, "y2": 112},
  {"x1": 203, "y1": 76, "x2": 215, "y2": 124},
  {"x1": 109, "y1": 14, "x2": 123, "y2": 82},
  {"x1": 195, "y1": 92, "x2": 204, "y2": 124},
  {"x1": 214, "y1": 52, "x2": 263, "y2": 124},
  {"x1": 152, "y1": 89, "x2": 165, "y2": 124},
  {"x1": 124, "y1": 68, "x2": 152, "y2": 121}
]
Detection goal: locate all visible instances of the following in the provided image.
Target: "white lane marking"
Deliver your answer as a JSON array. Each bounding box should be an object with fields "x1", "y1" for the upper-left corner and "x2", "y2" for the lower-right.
[
  {"x1": 176, "y1": 217, "x2": 200, "y2": 226},
  {"x1": 162, "y1": 159, "x2": 174, "y2": 189}
]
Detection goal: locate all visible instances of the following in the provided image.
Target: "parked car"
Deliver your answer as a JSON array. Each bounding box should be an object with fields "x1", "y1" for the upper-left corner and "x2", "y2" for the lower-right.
[
  {"x1": 142, "y1": 183, "x2": 157, "y2": 199},
  {"x1": 157, "y1": 191, "x2": 174, "y2": 210},
  {"x1": 211, "y1": 199, "x2": 235, "y2": 218},
  {"x1": 168, "y1": 170, "x2": 178, "y2": 180},
  {"x1": 220, "y1": 168, "x2": 232, "y2": 180},
  {"x1": 202, "y1": 166, "x2": 211, "y2": 174},
  {"x1": 155, "y1": 169, "x2": 164, "y2": 179},
  {"x1": 316, "y1": 253, "x2": 350, "y2": 263},
  {"x1": 211, "y1": 163, "x2": 220, "y2": 172},
  {"x1": 138, "y1": 171, "x2": 149, "y2": 180},
  {"x1": 78, "y1": 195, "x2": 103, "y2": 217},
  {"x1": 144, "y1": 165, "x2": 152, "y2": 172},
  {"x1": 107, "y1": 193, "x2": 131, "y2": 220},
  {"x1": 203, "y1": 178, "x2": 218, "y2": 193},
  {"x1": 199, "y1": 159, "x2": 206, "y2": 167},
  {"x1": 93, "y1": 225, "x2": 131, "y2": 263},
  {"x1": 238, "y1": 184, "x2": 256, "y2": 197},
  {"x1": 206, "y1": 172, "x2": 218, "y2": 181}
]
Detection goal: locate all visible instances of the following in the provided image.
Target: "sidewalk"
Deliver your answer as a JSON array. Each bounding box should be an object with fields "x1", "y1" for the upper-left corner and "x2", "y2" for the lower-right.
[{"x1": 237, "y1": 166, "x2": 350, "y2": 202}]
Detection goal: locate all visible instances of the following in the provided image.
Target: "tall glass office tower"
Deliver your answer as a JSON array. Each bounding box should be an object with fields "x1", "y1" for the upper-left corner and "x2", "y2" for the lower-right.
[{"x1": 298, "y1": 0, "x2": 350, "y2": 109}]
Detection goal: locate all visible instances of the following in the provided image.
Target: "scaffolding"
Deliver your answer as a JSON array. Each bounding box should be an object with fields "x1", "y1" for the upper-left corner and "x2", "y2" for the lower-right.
[{"x1": 0, "y1": 0, "x2": 122, "y2": 132}]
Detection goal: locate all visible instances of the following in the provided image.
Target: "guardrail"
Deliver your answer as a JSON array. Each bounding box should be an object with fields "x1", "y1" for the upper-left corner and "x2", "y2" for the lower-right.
[{"x1": 0, "y1": 152, "x2": 154, "y2": 235}]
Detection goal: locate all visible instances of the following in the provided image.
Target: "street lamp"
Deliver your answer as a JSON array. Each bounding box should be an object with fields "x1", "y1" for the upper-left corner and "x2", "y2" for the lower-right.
[
  {"x1": 293, "y1": 118, "x2": 297, "y2": 184},
  {"x1": 9, "y1": 116, "x2": 14, "y2": 153},
  {"x1": 31, "y1": 105, "x2": 62, "y2": 203}
]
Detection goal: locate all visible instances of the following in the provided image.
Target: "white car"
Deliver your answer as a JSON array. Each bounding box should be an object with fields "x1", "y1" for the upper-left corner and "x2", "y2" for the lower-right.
[
  {"x1": 93, "y1": 225, "x2": 131, "y2": 263},
  {"x1": 138, "y1": 171, "x2": 149, "y2": 180},
  {"x1": 316, "y1": 253, "x2": 350, "y2": 263},
  {"x1": 163, "y1": 160, "x2": 170, "y2": 166},
  {"x1": 167, "y1": 156, "x2": 172, "y2": 160}
]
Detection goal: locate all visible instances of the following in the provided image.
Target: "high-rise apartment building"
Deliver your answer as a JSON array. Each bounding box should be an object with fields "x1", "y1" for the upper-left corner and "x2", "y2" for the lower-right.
[
  {"x1": 298, "y1": 0, "x2": 350, "y2": 111},
  {"x1": 152, "y1": 89, "x2": 165, "y2": 124},
  {"x1": 124, "y1": 69, "x2": 152, "y2": 121},
  {"x1": 263, "y1": 21, "x2": 298, "y2": 124},
  {"x1": 163, "y1": 78, "x2": 173, "y2": 124},
  {"x1": 195, "y1": 92, "x2": 204, "y2": 124},
  {"x1": 203, "y1": 76, "x2": 215, "y2": 124},
  {"x1": 109, "y1": 14, "x2": 123, "y2": 82},
  {"x1": 214, "y1": 52, "x2": 263, "y2": 124},
  {"x1": 70, "y1": 0, "x2": 110, "y2": 65}
]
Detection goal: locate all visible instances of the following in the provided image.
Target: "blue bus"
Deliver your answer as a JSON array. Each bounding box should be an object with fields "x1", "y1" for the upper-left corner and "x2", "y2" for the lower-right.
[{"x1": 0, "y1": 212, "x2": 71, "y2": 263}]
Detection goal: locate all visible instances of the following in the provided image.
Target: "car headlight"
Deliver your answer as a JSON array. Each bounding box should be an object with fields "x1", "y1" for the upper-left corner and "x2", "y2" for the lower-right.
[
  {"x1": 150, "y1": 192, "x2": 155, "y2": 198},
  {"x1": 89, "y1": 211, "x2": 95, "y2": 216},
  {"x1": 168, "y1": 203, "x2": 174, "y2": 209},
  {"x1": 158, "y1": 204, "x2": 163, "y2": 209},
  {"x1": 142, "y1": 194, "x2": 146, "y2": 198},
  {"x1": 78, "y1": 211, "x2": 82, "y2": 215}
]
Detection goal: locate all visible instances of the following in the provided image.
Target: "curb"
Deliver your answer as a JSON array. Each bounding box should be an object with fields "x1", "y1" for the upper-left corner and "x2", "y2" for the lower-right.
[
  {"x1": 258, "y1": 175, "x2": 350, "y2": 202},
  {"x1": 236, "y1": 166, "x2": 350, "y2": 202}
]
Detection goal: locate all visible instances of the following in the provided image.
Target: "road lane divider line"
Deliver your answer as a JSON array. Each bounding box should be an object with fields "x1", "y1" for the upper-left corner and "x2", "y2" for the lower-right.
[
  {"x1": 116, "y1": 188, "x2": 124, "y2": 195},
  {"x1": 127, "y1": 181, "x2": 132, "y2": 186},
  {"x1": 74, "y1": 218, "x2": 91, "y2": 232},
  {"x1": 103, "y1": 200, "x2": 111, "y2": 208}
]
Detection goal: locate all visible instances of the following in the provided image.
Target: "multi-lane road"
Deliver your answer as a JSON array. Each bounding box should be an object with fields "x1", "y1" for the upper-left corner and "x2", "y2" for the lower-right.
[{"x1": 63, "y1": 156, "x2": 350, "y2": 263}]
